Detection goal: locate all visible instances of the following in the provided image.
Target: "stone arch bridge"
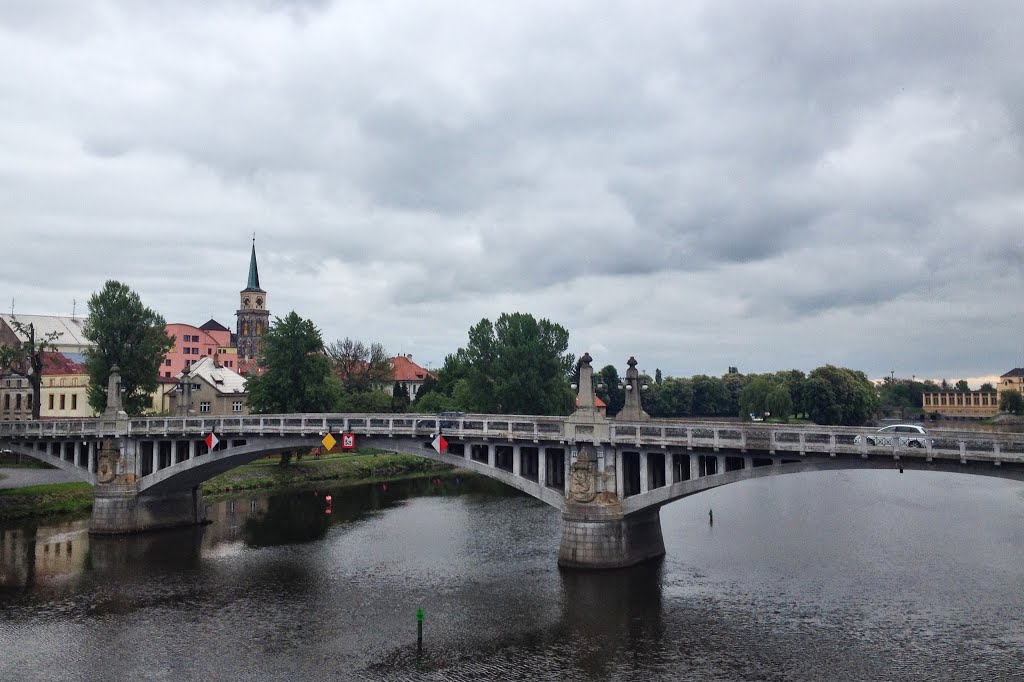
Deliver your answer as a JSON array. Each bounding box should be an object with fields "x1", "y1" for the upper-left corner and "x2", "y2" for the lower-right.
[{"x1": 3, "y1": 410, "x2": 1023, "y2": 569}]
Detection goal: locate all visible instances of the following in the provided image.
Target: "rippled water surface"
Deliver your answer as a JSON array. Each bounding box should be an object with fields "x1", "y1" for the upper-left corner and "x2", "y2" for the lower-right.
[{"x1": 2, "y1": 471, "x2": 1024, "y2": 681}]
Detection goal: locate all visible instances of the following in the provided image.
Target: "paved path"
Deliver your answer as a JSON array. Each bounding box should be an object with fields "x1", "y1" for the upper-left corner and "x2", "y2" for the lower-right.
[{"x1": 0, "y1": 468, "x2": 81, "y2": 490}]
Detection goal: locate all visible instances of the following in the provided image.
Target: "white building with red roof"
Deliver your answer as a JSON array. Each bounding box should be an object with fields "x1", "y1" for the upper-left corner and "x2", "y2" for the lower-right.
[{"x1": 387, "y1": 354, "x2": 435, "y2": 400}]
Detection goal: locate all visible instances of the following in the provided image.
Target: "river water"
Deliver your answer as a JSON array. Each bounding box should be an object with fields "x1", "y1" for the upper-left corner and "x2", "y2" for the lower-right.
[{"x1": 2, "y1": 470, "x2": 1024, "y2": 681}]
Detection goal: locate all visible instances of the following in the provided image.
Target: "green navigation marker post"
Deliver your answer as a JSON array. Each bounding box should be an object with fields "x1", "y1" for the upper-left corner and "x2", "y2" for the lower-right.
[{"x1": 417, "y1": 607, "x2": 424, "y2": 655}]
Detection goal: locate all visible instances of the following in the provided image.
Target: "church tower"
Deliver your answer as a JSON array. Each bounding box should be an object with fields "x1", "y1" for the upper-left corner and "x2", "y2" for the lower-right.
[{"x1": 236, "y1": 240, "x2": 270, "y2": 362}]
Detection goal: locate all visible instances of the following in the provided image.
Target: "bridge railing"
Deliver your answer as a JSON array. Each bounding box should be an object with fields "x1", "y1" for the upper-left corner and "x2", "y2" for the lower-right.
[
  {"x1": 608, "y1": 420, "x2": 1024, "y2": 463},
  {"x1": 3, "y1": 414, "x2": 1023, "y2": 463}
]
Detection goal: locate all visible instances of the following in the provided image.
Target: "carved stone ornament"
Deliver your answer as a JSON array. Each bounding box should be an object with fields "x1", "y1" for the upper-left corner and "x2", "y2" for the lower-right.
[
  {"x1": 96, "y1": 453, "x2": 116, "y2": 484},
  {"x1": 569, "y1": 446, "x2": 597, "y2": 503}
]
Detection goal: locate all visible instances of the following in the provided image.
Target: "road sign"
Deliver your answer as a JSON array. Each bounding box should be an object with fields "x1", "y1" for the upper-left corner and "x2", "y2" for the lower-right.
[
  {"x1": 341, "y1": 433, "x2": 355, "y2": 450},
  {"x1": 321, "y1": 433, "x2": 337, "y2": 451},
  {"x1": 205, "y1": 432, "x2": 219, "y2": 450},
  {"x1": 431, "y1": 433, "x2": 448, "y2": 454}
]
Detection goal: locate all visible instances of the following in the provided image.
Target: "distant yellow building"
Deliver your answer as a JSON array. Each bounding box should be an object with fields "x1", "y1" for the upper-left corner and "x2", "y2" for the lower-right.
[
  {"x1": 922, "y1": 390, "x2": 998, "y2": 418},
  {"x1": 998, "y1": 368, "x2": 1024, "y2": 404}
]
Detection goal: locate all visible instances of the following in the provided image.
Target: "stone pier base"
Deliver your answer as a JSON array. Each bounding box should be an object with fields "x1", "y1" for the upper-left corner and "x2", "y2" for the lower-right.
[
  {"x1": 90, "y1": 485, "x2": 206, "y2": 535},
  {"x1": 558, "y1": 503, "x2": 665, "y2": 570}
]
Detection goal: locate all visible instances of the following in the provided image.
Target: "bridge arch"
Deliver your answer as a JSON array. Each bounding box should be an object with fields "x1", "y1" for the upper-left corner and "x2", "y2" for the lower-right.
[
  {"x1": 138, "y1": 435, "x2": 566, "y2": 511},
  {"x1": 621, "y1": 456, "x2": 1024, "y2": 516},
  {"x1": 3, "y1": 442, "x2": 97, "y2": 485}
]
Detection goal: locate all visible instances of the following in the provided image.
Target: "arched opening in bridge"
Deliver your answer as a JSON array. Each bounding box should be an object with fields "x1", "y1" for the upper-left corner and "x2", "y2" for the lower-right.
[
  {"x1": 698, "y1": 455, "x2": 717, "y2": 476},
  {"x1": 520, "y1": 447, "x2": 539, "y2": 482},
  {"x1": 622, "y1": 451, "x2": 640, "y2": 497},
  {"x1": 648, "y1": 452, "x2": 666, "y2": 490},
  {"x1": 495, "y1": 446, "x2": 513, "y2": 473},
  {"x1": 544, "y1": 448, "x2": 565, "y2": 491}
]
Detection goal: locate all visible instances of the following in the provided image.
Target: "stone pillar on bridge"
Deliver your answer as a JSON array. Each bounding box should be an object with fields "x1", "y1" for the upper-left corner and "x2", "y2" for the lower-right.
[
  {"x1": 615, "y1": 357, "x2": 650, "y2": 422},
  {"x1": 557, "y1": 353, "x2": 664, "y2": 569},
  {"x1": 89, "y1": 376, "x2": 208, "y2": 534},
  {"x1": 103, "y1": 365, "x2": 126, "y2": 417}
]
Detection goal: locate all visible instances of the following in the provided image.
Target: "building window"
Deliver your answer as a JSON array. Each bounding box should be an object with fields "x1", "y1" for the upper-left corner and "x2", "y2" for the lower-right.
[
  {"x1": 60, "y1": 394, "x2": 66, "y2": 410},
  {"x1": 3, "y1": 395, "x2": 9, "y2": 409},
  {"x1": 26, "y1": 394, "x2": 32, "y2": 408},
  {"x1": 191, "y1": 347, "x2": 199, "y2": 354},
  {"x1": 165, "y1": 359, "x2": 171, "y2": 366},
  {"x1": 15, "y1": 394, "x2": 21, "y2": 409},
  {"x1": 72, "y1": 394, "x2": 77, "y2": 410},
  {"x1": 165, "y1": 372, "x2": 171, "y2": 378},
  {"x1": 183, "y1": 347, "x2": 190, "y2": 355},
  {"x1": 200, "y1": 401, "x2": 211, "y2": 413},
  {"x1": 49, "y1": 394, "x2": 54, "y2": 410},
  {"x1": 15, "y1": 380, "x2": 22, "y2": 388},
  {"x1": 232, "y1": 400, "x2": 243, "y2": 412}
]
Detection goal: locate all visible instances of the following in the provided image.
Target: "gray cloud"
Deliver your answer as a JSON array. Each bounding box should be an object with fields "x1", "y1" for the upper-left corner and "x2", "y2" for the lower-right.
[{"x1": 1, "y1": 0, "x2": 1022, "y2": 383}]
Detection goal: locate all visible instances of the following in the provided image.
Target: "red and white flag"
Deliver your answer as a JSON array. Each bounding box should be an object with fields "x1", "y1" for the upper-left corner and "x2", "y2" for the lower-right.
[
  {"x1": 205, "y1": 432, "x2": 220, "y2": 450},
  {"x1": 431, "y1": 433, "x2": 448, "y2": 454}
]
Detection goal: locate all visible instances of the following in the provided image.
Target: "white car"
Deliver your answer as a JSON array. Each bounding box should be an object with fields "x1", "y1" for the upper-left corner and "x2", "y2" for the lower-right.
[{"x1": 854, "y1": 424, "x2": 929, "y2": 448}]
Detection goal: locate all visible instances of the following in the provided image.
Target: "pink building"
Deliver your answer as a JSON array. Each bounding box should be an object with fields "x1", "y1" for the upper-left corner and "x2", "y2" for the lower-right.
[{"x1": 162, "y1": 319, "x2": 235, "y2": 379}]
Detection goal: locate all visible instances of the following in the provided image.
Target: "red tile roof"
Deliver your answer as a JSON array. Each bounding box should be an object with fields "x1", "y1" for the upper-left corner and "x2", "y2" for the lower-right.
[
  {"x1": 391, "y1": 355, "x2": 434, "y2": 382},
  {"x1": 575, "y1": 394, "x2": 607, "y2": 408},
  {"x1": 41, "y1": 352, "x2": 87, "y2": 376}
]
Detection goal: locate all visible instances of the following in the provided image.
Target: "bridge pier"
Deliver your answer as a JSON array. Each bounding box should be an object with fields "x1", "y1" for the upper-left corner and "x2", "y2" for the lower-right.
[
  {"x1": 90, "y1": 485, "x2": 207, "y2": 535},
  {"x1": 557, "y1": 440, "x2": 665, "y2": 570},
  {"x1": 558, "y1": 503, "x2": 665, "y2": 570}
]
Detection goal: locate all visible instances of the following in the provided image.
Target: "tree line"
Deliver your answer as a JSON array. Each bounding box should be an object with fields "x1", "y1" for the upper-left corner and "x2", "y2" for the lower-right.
[{"x1": 7, "y1": 279, "x2": 1022, "y2": 424}]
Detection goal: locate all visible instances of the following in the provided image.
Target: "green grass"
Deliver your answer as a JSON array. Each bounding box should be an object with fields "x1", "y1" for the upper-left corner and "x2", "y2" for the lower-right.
[
  {"x1": 201, "y1": 450, "x2": 450, "y2": 495},
  {"x1": 0, "y1": 449, "x2": 451, "y2": 522},
  {"x1": 0, "y1": 482, "x2": 93, "y2": 521}
]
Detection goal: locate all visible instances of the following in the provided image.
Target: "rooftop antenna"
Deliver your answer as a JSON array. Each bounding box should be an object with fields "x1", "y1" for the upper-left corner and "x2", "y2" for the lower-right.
[{"x1": 72, "y1": 299, "x2": 77, "y2": 321}]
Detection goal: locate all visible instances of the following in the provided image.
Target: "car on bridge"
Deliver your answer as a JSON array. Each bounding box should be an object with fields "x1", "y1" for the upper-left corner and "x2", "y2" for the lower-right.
[{"x1": 855, "y1": 424, "x2": 929, "y2": 448}]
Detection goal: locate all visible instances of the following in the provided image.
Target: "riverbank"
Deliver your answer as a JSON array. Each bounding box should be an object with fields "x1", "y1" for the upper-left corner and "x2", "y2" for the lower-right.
[{"x1": 0, "y1": 450, "x2": 453, "y2": 522}]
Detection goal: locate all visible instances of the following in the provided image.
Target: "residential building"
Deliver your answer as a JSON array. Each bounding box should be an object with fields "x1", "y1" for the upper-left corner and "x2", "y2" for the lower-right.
[
  {"x1": 236, "y1": 241, "x2": 270, "y2": 363},
  {"x1": 998, "y1": 368, "x2": 1024, "y2": 401},
  {"x1": 163, "y1": 320, "x2": 235, "y2": 378},
  {"x1": 164, "y1": 356, "x2": 248, "y2": 417},
  {"x1": 0, "y1": 370, "x2": 32, "y2": 421},
  {"x1": 39, "y1": 352, "x2": 96, "y2": 419},
  {"x1": 385, "y1": 355, "x2": 435, "y2": 400},
  {"x1": 0, "y1": 314, "x2": 93, "y2": 354}
]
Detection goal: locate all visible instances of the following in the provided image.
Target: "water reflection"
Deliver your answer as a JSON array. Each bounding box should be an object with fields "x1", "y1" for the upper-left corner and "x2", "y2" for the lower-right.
[
  {"x1": 0, "y1": 474, "x2": 518, "y2": 589},
  {"x1": 2, "y1": 470, "x2": 1023, "y2": 681}
]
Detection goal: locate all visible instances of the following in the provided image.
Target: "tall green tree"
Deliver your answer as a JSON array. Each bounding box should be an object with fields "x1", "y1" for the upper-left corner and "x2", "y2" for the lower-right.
[
  {"x1": 326, "y1": 337, "x2": 391, "y2": 392},
  {"x1": 596, "y1": 364, "x2": 625, "y2": 416},
  {"x1": 954, "y1": 379, "x2": 971, "y2": 392},
  {"x1": 457, "y1": 313, "x2": 575, "y2": 415},
  {"x1": 765, "y1": 386, "x2": 794, "y2": 423},
  {"x1": 246, "y1": 312, "x2": 340, "y2": 414},
  {"x1": 804, "y1": 365, "x2": 877, "y2": 425},
  {"x1": 83, "y1": 281, "x2": 175, "y2": 415},
  {"x1": 691, "y1": 375, "x2": 730, "y2": 416},
  {"x1": 739, "y1": 376, "x2": 775, "y2": 419},
  {"x1": 1000, "y1": 390, "x2": 1024, "y2": 416},
  {"x1": 0, "y1": 319, "x2": 62, "y2": 419},
  {"x1": 649, "y1": 376, "x2": 693, "y2": 417}
]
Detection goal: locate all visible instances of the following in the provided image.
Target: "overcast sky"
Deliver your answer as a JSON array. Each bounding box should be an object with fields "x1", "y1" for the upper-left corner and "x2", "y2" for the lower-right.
[{"x1": 2, "y1": 1, "x2": 1022, "y2": 386}]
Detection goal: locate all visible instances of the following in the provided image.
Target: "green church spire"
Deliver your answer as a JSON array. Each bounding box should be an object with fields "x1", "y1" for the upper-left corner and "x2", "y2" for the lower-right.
[{"x1": 246, "y1": 238, "x2": 261, "y2": 291}]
